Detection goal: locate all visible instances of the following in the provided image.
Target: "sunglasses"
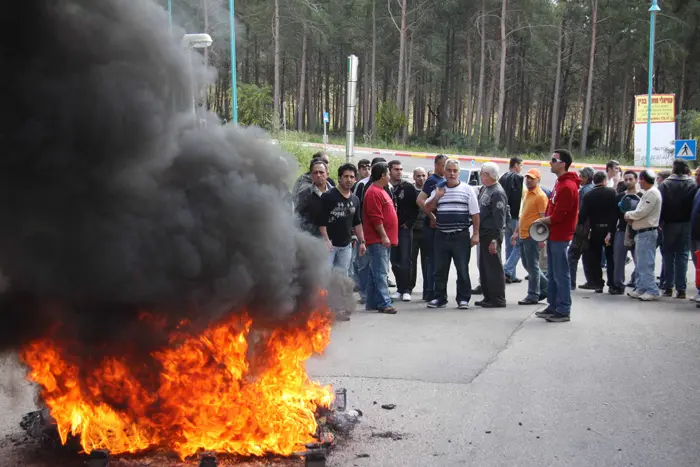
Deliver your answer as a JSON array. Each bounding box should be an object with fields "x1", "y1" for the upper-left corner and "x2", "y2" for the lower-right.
[{"x1": 551, "y1": 157, "x2": 562, "y2": 163}]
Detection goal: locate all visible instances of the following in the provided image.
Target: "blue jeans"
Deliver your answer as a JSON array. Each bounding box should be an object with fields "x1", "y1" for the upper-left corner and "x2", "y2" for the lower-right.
[
  {"x1": 661, "y1": 222, "x2": 691, "y2": 292},
  {"x1": 329, "y1": 244, "x2": 353, "y2": 276},
  {"x1": 635, "y1": 230, "x2": 660, "y2": 296},
  {"x1": 504, "y1": 219, "x2": 521, "y2": 278},
  {"x1": 433, "y1": 230, "x2": 472, "y2": 304},
  {"x1": 547, "y1": 240, "x2": 572, "y2": 315},
  {"x1": 365, "y1": 243, "x2": 392, "y2": 310},
  {"x1": 354, "y1": 246, "x2": 370, "y2": 300},
  {"x1": 423, "y1": 227, "x2": 437, "y2": 299},
  {"x1": 521, "y1": 237, "x2": 547, "y2": 301}
]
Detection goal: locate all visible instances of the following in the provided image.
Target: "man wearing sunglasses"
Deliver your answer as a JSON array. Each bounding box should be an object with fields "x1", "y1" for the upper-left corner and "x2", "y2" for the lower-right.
[{"x1": 534, "y1": 149, "x2": 581, "y2": 323}]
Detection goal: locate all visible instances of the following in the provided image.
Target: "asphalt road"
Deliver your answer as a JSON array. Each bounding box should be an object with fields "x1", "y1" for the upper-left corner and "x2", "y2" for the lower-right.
[{"x1": 307, "y1": 252, "x2": 700, "y2": 467}]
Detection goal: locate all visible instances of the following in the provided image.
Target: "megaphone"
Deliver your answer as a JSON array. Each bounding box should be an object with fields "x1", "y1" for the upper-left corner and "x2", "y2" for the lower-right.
[{"x1": 529, "y1": 221, "x2": 549, "y2": 242}]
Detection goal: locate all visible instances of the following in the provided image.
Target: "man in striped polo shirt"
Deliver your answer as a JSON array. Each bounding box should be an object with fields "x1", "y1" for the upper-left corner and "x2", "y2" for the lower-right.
[{"x1": 423, "y1": 159, "x2": 481, "y2": 309}]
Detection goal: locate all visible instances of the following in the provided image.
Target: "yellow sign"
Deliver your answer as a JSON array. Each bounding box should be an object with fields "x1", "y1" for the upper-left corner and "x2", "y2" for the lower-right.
[{"x1": 635, "y1": 94, "x2": 675, "y2": 124}]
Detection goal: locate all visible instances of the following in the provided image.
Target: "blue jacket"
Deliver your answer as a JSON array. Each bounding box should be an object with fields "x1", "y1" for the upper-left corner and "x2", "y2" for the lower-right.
[
  {"x1": 578, "y1": 182, "x2": 594, "y2": 208},
  {"x1": 691, "y1": 191, "x2": 700, "y2": 240}
]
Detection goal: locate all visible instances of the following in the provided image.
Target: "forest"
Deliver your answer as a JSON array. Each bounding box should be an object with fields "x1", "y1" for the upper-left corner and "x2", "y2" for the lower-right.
[{"x1": 162, "y1": 0, "x2": 700, "y2": 160}]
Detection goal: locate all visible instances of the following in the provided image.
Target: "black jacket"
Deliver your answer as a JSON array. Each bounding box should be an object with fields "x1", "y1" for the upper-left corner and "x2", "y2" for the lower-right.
[
  {"x1": 498, "y1": 171, "x2": 524, "y2": 220},
  {"x1": 578, "y1": 185, "x2": 618, "y2": 235},
  {"x1": 659, "y1": 175, "x2": 698, "y2": 224},
  {"x1": 391, "y1": 181, "x2": 419, "y2": 228}
]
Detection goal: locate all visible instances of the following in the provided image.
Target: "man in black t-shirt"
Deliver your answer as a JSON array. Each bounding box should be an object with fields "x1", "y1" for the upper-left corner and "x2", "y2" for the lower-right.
[
  {"x1": 319, "y1": 163, "x2": 366, "y2": 275},
  {"x1": 613, "y1": 170, "x2": 641, "y2": 291}
]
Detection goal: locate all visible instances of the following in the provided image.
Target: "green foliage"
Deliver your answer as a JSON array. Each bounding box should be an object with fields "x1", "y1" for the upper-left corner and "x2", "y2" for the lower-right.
[
  {"x1": 235, "y1": 83, "x2": 273, "y2": 129},
  {"x1": 678, "y1": 110, "x2": 700, "y2": 139},
  {"x1": 279, "y1": 142, "x2": 342, "y2": 181},
  {"x1": 375, "y1": 102, "x2": 408, "y2": 143}
]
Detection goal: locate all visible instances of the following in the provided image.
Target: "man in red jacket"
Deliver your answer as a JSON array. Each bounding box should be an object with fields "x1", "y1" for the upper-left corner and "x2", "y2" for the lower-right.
[
  {"x1": 363, "y1": 162, "x2": 399, "y2": 314},
  {"x1": 534, "y1": 149, "x2": 581, "y2": 322}
]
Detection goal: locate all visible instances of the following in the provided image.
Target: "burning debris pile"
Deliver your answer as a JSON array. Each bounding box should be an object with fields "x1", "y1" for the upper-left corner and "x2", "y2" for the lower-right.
[{"x1": 0, "y1": 0, "x2": 356, "y2": 463}]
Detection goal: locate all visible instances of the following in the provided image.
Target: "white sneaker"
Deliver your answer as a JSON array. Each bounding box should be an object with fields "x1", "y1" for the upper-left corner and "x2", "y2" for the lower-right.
[
  {"x1": 390, "y1": 291, "x2": 401, "y2": 300},
  {"x1": 692, "y1": 292, "x2": 700, "y2": 302},
  {"x1": 401, "y1": 293, "x2": 411, "y2": 302},
  {"x1": 640, "y1": 292, "x2": 659, "y2": 301},
  {"x1": 627, "y1": 289, "x2": 642, "y2": 299}
]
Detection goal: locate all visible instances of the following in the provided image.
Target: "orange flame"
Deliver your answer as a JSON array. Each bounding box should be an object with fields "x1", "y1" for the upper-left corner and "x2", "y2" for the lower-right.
[{"x1": 20, "y1": 307, "x2": 333, "y2": 459}]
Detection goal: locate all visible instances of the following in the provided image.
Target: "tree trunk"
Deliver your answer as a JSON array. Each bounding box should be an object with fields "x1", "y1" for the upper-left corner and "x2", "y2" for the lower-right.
[
  {"x1": 474, "y1": 0, "x2": 487, "y2": 140},
  {"x1": 482, "y1": 54, "x2": 497, "y2": 143},
  {"x1": 273, "y1": 0, "x2": 280, "y2": 126},
  {"x1": 402, "y1": 33, "x2": 413, "y2": 144},
  {"x1": 395, "y1": 0, "x2": 407, "y2": 114},
  {"x1": 307, "y1": 44, "x2": 315, "y2": 132},
  {"x1": 370, "y1": 0, "x2": 376, "y2": 136},
  {"x1": 581, "y1": 0, "x2": 598, "y2": 155},
  {"x1": 494, "y1": 0, "x2": 507, "y2": 147},
  {"x1": 568, "y1": 67, "x2": 585, "y2": 152},
  {"x1": 549, "y1": 18, "x2": 564, "y2": 153},
  {"x1": 364, "y1": 56, "x2": 370, "y2": 137},
  {"x1": 296, "y1": 27, "x2": 307, "y2": 131},
  {"x1": 465, "y1": 34, "x2": 474, "y2": 137},
  {"x1": 678, "y1": 55, "x2": 686, "y2": 137}
]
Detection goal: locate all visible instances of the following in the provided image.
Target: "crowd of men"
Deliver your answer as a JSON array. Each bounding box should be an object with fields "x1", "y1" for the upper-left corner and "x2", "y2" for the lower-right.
[{"x1": 293, "y1": 148, "x2": 700, "y2": 322}]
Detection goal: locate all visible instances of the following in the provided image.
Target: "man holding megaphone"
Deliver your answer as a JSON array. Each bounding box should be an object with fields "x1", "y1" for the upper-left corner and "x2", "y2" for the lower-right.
[{"x1": 533, "y1": 150, "x2": 581, "y2": 323}]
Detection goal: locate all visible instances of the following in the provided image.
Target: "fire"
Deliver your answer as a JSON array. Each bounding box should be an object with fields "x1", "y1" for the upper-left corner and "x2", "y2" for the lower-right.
[{"x1": 19, "y1": 306, "x2": 334, "y2": 459}]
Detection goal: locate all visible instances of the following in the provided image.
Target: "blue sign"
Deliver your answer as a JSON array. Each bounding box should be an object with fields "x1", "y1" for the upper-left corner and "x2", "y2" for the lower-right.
[
  {"x1": 675, "y1": 139, "x2": 697, "y2": 160},
  {"x1": 323, "y1": 112, "x2": 330, "y2": 124}
]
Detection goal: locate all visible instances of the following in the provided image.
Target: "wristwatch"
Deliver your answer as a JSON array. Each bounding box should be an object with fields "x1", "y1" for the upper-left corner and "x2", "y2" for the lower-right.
[{"x1": 360, "y1": 240, "x2": 366, "y2": 244}]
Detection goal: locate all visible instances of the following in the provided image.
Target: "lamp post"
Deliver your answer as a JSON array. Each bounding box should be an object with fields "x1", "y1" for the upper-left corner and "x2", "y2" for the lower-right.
[
  {"x1": 229, "y1": 0, "x2": 238, "y2": 123},
  {"x1": 646, "y1": 0, "x2": 660, "y2": 168},
  {"x1": 182, "y1": 34, "x2": 214, "y2": 118}
]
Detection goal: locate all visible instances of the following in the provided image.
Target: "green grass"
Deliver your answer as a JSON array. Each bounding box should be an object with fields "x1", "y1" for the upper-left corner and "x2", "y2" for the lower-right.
[{"x1": 276, "y1": 130, "x2": 635, "y2": 166}]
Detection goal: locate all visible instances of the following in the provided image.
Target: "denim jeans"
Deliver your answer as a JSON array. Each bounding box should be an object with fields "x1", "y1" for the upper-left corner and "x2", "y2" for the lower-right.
[
  {"x1": 503, "y1": 219, "x2": 521, "y2": 279},
  {"x1": 423, "y1": 227, "x2": 437, "y2": 299},
  {"x1": 547, "y1": 240, "x2": 572, "y2": 315},
  {"x1": 504, "y1": 220, "x2": 522, "y2": 278},
  {"x1": 661, "y1": 222, "x2": 691, "y2": 292},
  {"x1": 354, "y1": 246, "x2": 370, "y2": 300},
  {"x1": 433, "y1": 230, "x2": 472, "y2": 304},
  {"x1": 635, "y1": 230, "x2": 660, "y2": 296},
  {"x1": 521, "y1": 237, "x2": 547, "y2": 301},
  {"x1": 365, "y1": 243, "x2": 392, "y2": 310},
  {"x1": 613, "y1": 230, "x2": 636, "y2": 289},
  {"x1": 390, "y1": 227, "x2": 413, "y2": 294},
  {"x1": 329, "y1": 244, "x2": 353, "y2": 276}
]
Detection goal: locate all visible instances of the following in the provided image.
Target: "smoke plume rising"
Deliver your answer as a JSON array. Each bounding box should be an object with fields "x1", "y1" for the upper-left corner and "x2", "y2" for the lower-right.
[{"x1": 0, "y1": 0, "x2": 331, "y2": 357}]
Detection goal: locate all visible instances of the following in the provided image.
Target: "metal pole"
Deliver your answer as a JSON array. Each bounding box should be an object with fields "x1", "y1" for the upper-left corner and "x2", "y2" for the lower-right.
[
  {"x1": 229, "y1": 0, "x2": 238, "y2": 123},
  {"x1": 646, "y1": 0, "x2": 660, "y2": 168},
  {"x1": 188, "y1": 50, "x2": 196, "y2": 117},
  {"x1": 345, "y1": 55, "x2": 359, "y2": 163}
]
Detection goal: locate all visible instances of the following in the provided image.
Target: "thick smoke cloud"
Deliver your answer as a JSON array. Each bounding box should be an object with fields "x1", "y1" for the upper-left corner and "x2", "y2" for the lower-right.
[{"x1": 0, "y1": 0, "x2": 330, "y2": 355}]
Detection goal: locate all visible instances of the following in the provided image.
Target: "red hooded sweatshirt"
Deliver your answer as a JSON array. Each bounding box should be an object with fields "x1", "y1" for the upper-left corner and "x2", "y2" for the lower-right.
[{"x1": 546, "y1": 171, "x2": 581, "y2": 242}]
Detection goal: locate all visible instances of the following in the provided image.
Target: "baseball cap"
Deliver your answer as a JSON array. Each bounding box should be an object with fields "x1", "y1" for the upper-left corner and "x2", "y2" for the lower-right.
[{"x1": 525, "y1": 168, "x2": 541, "y2": 180}]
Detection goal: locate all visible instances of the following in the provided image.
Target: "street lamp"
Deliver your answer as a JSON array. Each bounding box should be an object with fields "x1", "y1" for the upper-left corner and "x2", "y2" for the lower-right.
[
  {"x1": 182, "y1": 33, "x2": 213, "y2": 117},
  {"x1": 229, "y1": 0, "x2": 238, "y2": 124},
  {"x1": 646, "y1": 0, "x2": 660, "y2": 168}
]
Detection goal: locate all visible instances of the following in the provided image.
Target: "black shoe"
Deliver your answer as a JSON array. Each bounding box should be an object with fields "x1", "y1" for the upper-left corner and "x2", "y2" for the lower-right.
[
  {"x1": 595, "y1": 288, "x2": 604, "y2": 293},
  {"x1": 474, "y1": 300, "x2": 506, "y2": 308},
  {"x1": 609, "y1": 288, "x2": 624, "y2": 295},
  {"x1": 676, "y1": 291, "x2": 687, "y2": 300},
  {"x1": 625, "y1": 281, "x2": 635, "y2": 288},
  {"x1": 662, "y1": 289, "x2": 673, "y2": 297},
  {"x1": 518, "y1": 298, "x2": 540, "y2": 305},
  {"x1": 579, "y1": 283, "x2": 599, "y2": 290},
  {"x1": 535, "y1": 307, "x2": 556, "y2": 318},
  {"x1": 471, "y1": 286, "x2": 482, "y2": 295},
  {"x1": 506, "y1": 276, "x2": 522, "y2": 284},
  {"x1": 427, "y1": 299, "x2": 447, "y2": 308},
  {"x1": 524, "y1": 275, "x2": 530, "y2": 280},
  {"x1": 545, "y1": 313, "x2": 571, "y2": 322},
  {"x1": 571, "y1": 284, "x2": 577, "y2": 290},
  {"x1": 378, "y1": 306, "x2": 398, "y2": 314},
  {"x1": 538, "y1": 294, "x2": 547, "y2": 302}
]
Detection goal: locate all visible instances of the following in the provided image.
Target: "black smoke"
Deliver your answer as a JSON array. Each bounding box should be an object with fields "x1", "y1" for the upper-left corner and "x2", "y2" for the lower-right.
[{"x1": 0, "y1": 0, "x2": 330, "y2": 356}]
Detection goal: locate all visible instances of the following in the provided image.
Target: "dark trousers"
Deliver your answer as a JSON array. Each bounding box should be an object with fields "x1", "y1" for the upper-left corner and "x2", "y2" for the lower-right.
[
  {"x1": 478, "y1": 233, "x2": 506, "y2": 306},
  {"x1": 582, "y1": 227, "x2": 615, "y2": 288},
  {"x1": 662, "y1": 222, "x2": 691, "y2": 292},
  {"x1": 433, "y1": 230, "x2": 472, "y2": 303},
  {"x1": 390, "y1": 227, "x2": 413, "y2": 294},
  {"x1": 568, "y1": 243, "x2": 583, "y2": 287},
  {"x1": 423, "y1": 226, "x2": 437, "y2": 300},
  {"x1": 410, "y1": 228, "x2": 428, "y2": 292}
]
